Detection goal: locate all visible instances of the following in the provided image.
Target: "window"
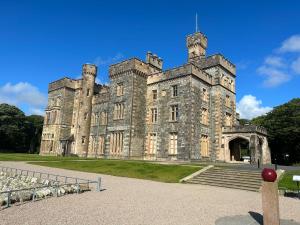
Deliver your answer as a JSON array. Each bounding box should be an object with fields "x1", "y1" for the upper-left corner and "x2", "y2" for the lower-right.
[
  {"x1": 170, "y1": 105, "x2": 179, "y2": 121},
  {"x1": 152, "y1": 90, "x2": 157, "y2": 100},
  {"x1": 46, "y1": 112, "x2": 50, "y2": 124},
  {"x1": 151, "y1": 108, "x2": 158, "y2": 123},
  {"x1": 200, "y1": 135, "x2": 209, "y2": 157},
  {"x1": 87, "y1": 89, "x2": 90, "y2": 97},
  {"x1": 169, "y1": 133, "x2": 178, "y2": 155},
  {"x1": 113, "y1": 103, "x2": 124, "y2": 120},
  {"x1": 225, "y1": 112, "x2": 232, "y2": 127},
  {"x1": 225, "y1": 95, "x2": 231, "y2": 108},
  {"x1": 81, "y1": 136, "x2": 86, "y2": 144},
  {"x1": 110, "y1": 131, "x2": 124, "y2": 154},
  {"x1": 98, "y1": 136, "x2": 105, "y2": 154},
  {"x1": 201, "y1": 108, "x2": 208, "y2": 125},
  {"x1": 100, "y1": 111, "x2": 108, "y2": 125},
  {"x1": 148, "y1": 133, "x2": 157, "y2": 154},
  {"x1": 116, "y1": 83, "x2": 124, "y2": 96},
  {"x1": 172, "y1": 85, "x2": 178, "y2": 97},
  {"x1": 202, "y1": 88, "x2": 208, "y2": 102},
  {"x1": 84, "y1": 112, "x2": 88, "y2": 120}
]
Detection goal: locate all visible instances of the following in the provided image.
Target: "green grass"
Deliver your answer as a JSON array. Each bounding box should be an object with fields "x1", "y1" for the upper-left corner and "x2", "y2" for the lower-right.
[
  {"x1": 30, "y1": 160, "x2": 201, "y2": 183},
  {"x1": 278, "y1": 170, "x2": 300, "y2": 190},
  {"x1": 0, "y1": 153, "x2": 82, "y2": 161}
]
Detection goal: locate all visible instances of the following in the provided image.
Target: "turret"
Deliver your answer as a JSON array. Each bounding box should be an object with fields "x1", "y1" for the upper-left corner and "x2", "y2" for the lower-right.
[
  {"x1": 75, "y1": 63, "x2": 97, "y2": 157},
  {"x1": 186, "y1": 32, "x2": 207, "y2": 62}
]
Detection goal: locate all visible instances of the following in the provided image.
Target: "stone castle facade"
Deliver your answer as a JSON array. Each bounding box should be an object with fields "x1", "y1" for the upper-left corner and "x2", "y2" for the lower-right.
[{"x1": 40, "y1": 31, "x2": 271, "y2": 164}]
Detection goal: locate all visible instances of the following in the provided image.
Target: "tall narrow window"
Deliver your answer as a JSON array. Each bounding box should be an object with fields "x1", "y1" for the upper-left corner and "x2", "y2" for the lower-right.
[
  {"x1": 84, "y1": 112, "x2": 88, "y2": 120},
  {"x1": 225, "y1": 112, "x2": 232, "y2": 127},
  {"x1": 169, "y1": 133, "x2": 178, "y2": 155},
  {"x1": 151, "y1": 108, "x2": 158, "y2": 123},
  {"x1": 201, "y1": 108, "x2": 208, "y2": 125},
  {"x1": 172, "y1": 85, "x2": 178, "y2": 97},
  {"x1": 116, "y1": 83, "x2": 124, "y2": 96},
  {"x1": 100, "y1": 111, "x2": 108, "y2": 125},
  {"x1": 87, "y1": 89, "x2": 90, "y2": 97},
  {"x1": 109, "y1": 131, "x2": 124, "y2": 154},
  {"x1": 202, "y1": 88, "x2": 208, "y2": 102},
  {"x1": 148, "y1": 133, "x2": 157, "y2": 154},
  {"x1": 152, "y1": 90, "x2": 157, "y2": 100},
  {"x1": 170, "y1": 105, "x2": 179, "y2": 121},
  {"x1": 81, "y1": 136, "x2": 86, "y2": 144},
  {"x1": 113, "y1": 103, "x2": 124, "y2": 120},
  {"x1": 225, "y1": 95, "x2": 231, "y2": 107},
  {"x1": 200, "y1": 134, "x2": 209, "y2": 157},
  {"x1": 98, "y1": 136, "x2": 105, "y2": 154}
]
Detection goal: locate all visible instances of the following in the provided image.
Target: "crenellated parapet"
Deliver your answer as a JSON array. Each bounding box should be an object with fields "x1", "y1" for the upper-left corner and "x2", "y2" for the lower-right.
[
  {"x1": 199, "y1": 54, "x2": 236, "y2": 75},
  {"x1": 186, "y1": 32, "x2": 208, "y2": 61},
  {"x1": 222, "y1": 125, "x2": 268, "y2": 135},
  {"x1": 109, "y1": 58, "x2": 150, "y2": 78},
  {"x1": 82, "y1": 63, "x2": 97, "y2": 76},
  {"x1": 146, "y1": 51, "x2": 163, "y2": 71}
]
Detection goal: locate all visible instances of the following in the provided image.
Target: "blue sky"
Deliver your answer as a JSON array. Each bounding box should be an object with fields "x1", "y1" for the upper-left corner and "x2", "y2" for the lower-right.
[{"x1": 0, "y1": 0, "x2": 299, "y2": 118}]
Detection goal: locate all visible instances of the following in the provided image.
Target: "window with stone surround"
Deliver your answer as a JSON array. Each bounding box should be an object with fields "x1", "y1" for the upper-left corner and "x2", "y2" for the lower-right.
[
  {"x1": 81, "y1": 136, "x2": 86, "y2": 144},
  {"x1": 151, "y1": 108, "x2": 158, "y2": 123},
  {"x1": 170, "y1": 105, "x2": 179, "y2": 121},
  {"x1": 225, "y1": 112, "x2": 232, "y2": 127},
  {"x1": 148, "y1": 133, "x2": 157, "y2": 154},
  {"x1": 201, "y1": 108, "x2": 208, "y2": 125},
  {"x1": 202, "y1": 88, "x2": 208, "y2": 102},
  {"x1": 113, "y1": 103, "x2": 124, "y2": 120},
  {"x1": 172, "y1": 85, "x2": 178, "y2": 97},
  {"x1": 116, "y1": 83, "x2": 124, "y2": 96},
  {"x1": 152, "y1": 90, "x2": 157, "y2": 100},
  {"x1": 109, "y1": 131, "x2": 124, "y2": 154},
  {"x1": 98, "y1": 136, "x2": 105, "y2": 154},
  {"x1": 100, "y1": 111, "x2": 108, "y2": 125},
  {"x1": 200, "y1": 134, "x2": 209, "y2": 157},
  {"x1": 169, "y1": 132, "x2": 178, "y2": 155},
  {"x1": 225, "y1": 95, "x2": 231, "y2": 108}
]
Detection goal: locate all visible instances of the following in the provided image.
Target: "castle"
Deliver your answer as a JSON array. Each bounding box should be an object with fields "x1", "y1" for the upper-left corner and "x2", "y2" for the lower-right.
[{"x1": 40, "y1": 31, "x2": 271, "y2": 164}]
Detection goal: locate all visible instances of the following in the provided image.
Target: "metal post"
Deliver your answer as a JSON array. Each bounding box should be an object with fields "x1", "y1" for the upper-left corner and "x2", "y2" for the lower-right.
[
  {"x1": 96, "y1": 177, "x2": 101, "y2": 192},
  {"x1": 32, "y1": 188, "x2": 36, "y2": 202},
  {"x1": 6, "y1": 191, "x2": 11, "y2": 208}
]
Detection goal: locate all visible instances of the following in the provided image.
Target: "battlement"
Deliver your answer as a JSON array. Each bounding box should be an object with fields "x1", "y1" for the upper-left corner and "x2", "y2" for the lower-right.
[
  {"x1": 186, "y1": 32, "x2": 207, "y2": 48},
  {"x1": 200, "y1": 54, "x2": 236, "y2": 75},
  {"x1": 222, "y1": 125, "x2": 267, "y2": 135},
  {"x1": 48, "y1": 77, "x2": 77, "y2": 92},
  {"x1": 147, "y1": 63, "x2": 212, "y2": 85},
  {"x1": 146, "y1": 51, "x2": 163, "y2": 71},
  {"x1": 109, "y1": 58, "x2": 149, "y2": 78},
  {"x1": 82, "y1": 63, "x2": 97, "y2": 76}
]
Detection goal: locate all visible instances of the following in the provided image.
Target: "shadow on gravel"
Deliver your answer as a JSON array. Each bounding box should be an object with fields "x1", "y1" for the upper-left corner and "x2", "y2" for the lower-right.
[{"x1": 215, "y1": 211, "x2": 300, "y2": 225}]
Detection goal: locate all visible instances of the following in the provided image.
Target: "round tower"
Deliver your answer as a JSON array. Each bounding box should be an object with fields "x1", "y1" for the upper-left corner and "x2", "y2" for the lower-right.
[{"x1": 76, "y1": 63, "x2": 97, "y2": 157}]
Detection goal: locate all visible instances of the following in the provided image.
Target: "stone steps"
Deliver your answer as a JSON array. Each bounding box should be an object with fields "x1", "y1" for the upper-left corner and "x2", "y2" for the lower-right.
[{"x1": 185, "y1": 167, "x2": 262, "y2": 192}]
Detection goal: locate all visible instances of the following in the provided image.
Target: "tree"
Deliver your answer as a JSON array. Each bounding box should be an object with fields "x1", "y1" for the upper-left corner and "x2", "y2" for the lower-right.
[
  {"x1": 251, "y1": 98, "x2": 300, "y2": 165},
  {"x1": 0, "y1": 103, "x2": 44, "y2": 153}
]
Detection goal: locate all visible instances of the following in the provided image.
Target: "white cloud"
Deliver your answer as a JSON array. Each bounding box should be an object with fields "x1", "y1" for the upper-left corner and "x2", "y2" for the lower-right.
[
  {"x1": 93, "y1": 53, "x2": 124, "y2": 66},
  {"x1": 279, "y1": 35, "x2": 300, "y2": 53},
  {"x1": 0, "y1": 82, "x2": 47, "y2": 115},
  {"x1": 257, "y1": 65, "x2": 290, "y2": 87},
  {"x1": 237, "y1": 95, "x2": 272, "y2": 119},
  {"x1": 264, "y1": 56, "x2": 285, "y2": 68},
  {"x1": 291, "y1": 57, "x2": 300, "y2": 74}
]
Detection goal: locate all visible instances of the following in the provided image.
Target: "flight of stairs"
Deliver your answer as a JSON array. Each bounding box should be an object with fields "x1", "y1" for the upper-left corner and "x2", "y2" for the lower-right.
[{"x1": 186, "y1": 166, "x2": 262, "y2": 192}]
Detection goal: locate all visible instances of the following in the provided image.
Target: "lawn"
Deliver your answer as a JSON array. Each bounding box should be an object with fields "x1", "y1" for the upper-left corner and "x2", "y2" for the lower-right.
[
  {"x1": 278, "y1": 170, "x2": 300, "y2": 190},
  {"x1": 30, "y1": 160, "x2": 201, "y2": 183},
  {"x1": 0, "y1": 153, "x2": 82, "y2": 161}
]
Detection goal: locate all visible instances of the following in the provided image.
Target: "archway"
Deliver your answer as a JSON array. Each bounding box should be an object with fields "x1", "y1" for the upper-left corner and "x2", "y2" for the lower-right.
[{"x1": 228, "y1": 137, "x2": 250, "y2": 162}]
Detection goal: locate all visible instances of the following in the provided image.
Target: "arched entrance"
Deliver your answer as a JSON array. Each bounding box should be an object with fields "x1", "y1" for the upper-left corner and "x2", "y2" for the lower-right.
[{"x1": 228, "y1": 137, "x2": 250, "y2": 162}]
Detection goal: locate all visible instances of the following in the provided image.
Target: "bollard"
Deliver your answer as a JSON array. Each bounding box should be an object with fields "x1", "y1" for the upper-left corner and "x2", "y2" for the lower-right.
[
  {"x1": 6, "y1": 191, "x2": 11, "y2": 208},
  {"x1": 261, "y1": 168, "x2": 280, "y2": 225},
  {"x1": 96, "y1": 177, "x2": 101, "y2": 192},
  {"x1": 32, "y1": 188, "x2": 36, "y2": 202}
]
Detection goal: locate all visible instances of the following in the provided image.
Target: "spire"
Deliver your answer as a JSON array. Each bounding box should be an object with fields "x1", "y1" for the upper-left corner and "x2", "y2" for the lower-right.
[{"x1": 195, "y1": 13, "x2": 199, "y2": 32}]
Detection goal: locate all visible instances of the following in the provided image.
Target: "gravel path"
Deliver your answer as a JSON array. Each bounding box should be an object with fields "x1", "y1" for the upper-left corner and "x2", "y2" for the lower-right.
[{"x1": 0, "y1": 161, "x2": 299, "y2": 225}]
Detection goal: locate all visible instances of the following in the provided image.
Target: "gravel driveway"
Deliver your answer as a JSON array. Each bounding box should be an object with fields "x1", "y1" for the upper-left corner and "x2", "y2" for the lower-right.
[{"x1": 0, "y1": 161, "x2": 299, "y2": 225}]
